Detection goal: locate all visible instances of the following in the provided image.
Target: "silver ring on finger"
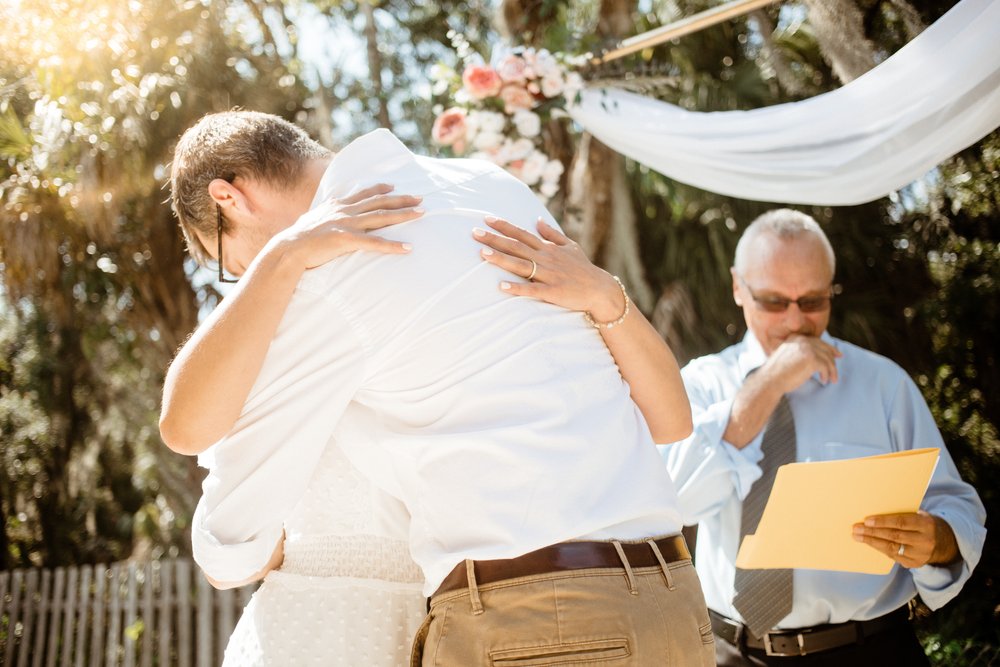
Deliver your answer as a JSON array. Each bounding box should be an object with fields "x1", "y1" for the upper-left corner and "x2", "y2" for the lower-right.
[
  {"x1": 526, "y1": 259, "x2": 538, "y2": 281},
  {"x1": 897, "y1": 543, "x2": 905, "y2": 557}
]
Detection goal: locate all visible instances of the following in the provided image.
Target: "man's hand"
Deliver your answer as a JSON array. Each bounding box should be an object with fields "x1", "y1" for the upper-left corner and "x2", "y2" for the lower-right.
[
  {"x1": 852, "y1": 510, "x2": 960, "y2": 568},
  {"x1": 204, "y1": 531, "x2": 286, "y2": 590},
  {"x1": 274, "y1": 183, "x2": 423, "y2": 270},
  {"x1": 760, "y1": 334, "x2": 842, "y2": 394}
]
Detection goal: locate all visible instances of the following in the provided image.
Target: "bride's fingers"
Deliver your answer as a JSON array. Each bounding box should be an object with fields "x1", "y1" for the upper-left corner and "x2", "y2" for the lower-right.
[
  {"x1": 484, "y1": 216, "x2": 544, "y2": 250},
  {"x1": 342, "y1": 193, "x2": 423, "y2": 216},
  {"x1": 472, "y1": 227, "x2": 535, "y2": 260},
  {"x1": 331, "y1": 232, "x2": 412, "y2": 256},
  {"x1": 479, "y1": 245, "x2": 536, "y2": 281},
  {"x1": 536, "y1": 218, "x2": 570, "y2": 246},
  {"x1": 352, "y1": 235, "x2": 412, "y2": 255},
  {"x1": 337, "y1": 183, "x2": 394, "y2": 206},
  {"x1": 499, "y1": 278, "x2": 550, "y2": 300},
  {"x1": 332, "y1": 206, "x2": 424, "y2": 232}
]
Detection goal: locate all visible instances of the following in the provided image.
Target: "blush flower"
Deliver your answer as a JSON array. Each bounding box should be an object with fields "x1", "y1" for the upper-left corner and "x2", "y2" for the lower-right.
[
  {"x1": 500, "y1": 85, "x2": 536, "y2": 114},
  {"x1": 497, "y1": 55, "x2": 528, "y2": 85},
  {"x1": 462, "y1": 65, "x2": 503, "y2": 100},
  {"x1": 431, "y1": 108, "x2": 468, "y2": 152}
]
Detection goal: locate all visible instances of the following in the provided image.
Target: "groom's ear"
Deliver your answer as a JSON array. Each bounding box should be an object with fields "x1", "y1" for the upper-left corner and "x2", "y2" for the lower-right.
[{"x1": 208, "y1": 178, "x2": 250, "y2": 216}]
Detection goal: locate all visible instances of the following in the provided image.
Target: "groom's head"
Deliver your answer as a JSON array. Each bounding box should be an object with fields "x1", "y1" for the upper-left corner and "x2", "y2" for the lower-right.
[{"x1": 170, "y1": 111, "x2": 331, "y2": 272}]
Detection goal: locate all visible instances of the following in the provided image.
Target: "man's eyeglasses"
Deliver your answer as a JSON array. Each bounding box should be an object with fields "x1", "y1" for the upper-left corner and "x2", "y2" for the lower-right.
[
  {"x1": 216, "y1": 203, "x2": 239, "y2": 283},
  {"x1": 738, "y1": 276, "x2": 834, "y2": 313}
]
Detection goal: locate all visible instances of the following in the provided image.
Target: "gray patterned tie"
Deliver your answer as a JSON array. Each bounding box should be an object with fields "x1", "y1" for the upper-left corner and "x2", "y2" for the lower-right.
[{"x1": 732, "y1": 394, "x2": 796, "y2": 638}]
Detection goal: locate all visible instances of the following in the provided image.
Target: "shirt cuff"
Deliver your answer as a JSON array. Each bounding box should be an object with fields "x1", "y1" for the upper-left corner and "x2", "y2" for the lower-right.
[
  {"x1": 910, "y1": 509, "x2": 986, "y2": 609},
  {"x1": 695, "y1": 398, "x2": 765, "y2": 501},
  {"x1": 191, "y1": 499, "x2": 283, "y2": 583},
  {"x1": 719, "y1": 435, "x2": 765, "y2": 502}
]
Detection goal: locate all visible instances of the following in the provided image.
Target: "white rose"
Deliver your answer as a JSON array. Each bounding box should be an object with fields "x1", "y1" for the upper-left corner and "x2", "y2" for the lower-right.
[
  {"x1": 521, "y1": 151, "x2": 548, "y2": 186},
  {"x1": 507, "y1": 138, "x2": 535, "y2": 161},
  {"x1": 542, "y1": 158, "x2": 564, "y2": 183},
  {"x1": 533, "y1": 50, "x2": 559, "y2": 78},
  {"x1": 540, "y1": 73, "x2": 564, "y2": 98},
  {"x1": 513, "y1": 110, "x2": 541, "y2": 138},
  {"x1": 473, "y1": 131, "x2": 504, "y2": 152},
  {"x1": 465, "y1": 110, "x2": 482, "y2": 133},
  {"x1": 540, "y1": 181, "x2": 559, "y2": 198},
  {"x1": 479, "y1": 111, "x2": 506, "y2": 134}
]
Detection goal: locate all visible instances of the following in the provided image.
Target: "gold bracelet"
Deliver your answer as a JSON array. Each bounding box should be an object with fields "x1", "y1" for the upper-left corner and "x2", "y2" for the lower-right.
[{"x1": 583, "y1": 275, "x2": 630, "y2": 329}]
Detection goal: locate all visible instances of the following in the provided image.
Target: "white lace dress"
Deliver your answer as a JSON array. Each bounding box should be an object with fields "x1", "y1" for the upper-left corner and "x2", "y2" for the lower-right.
[{"x1": 222, "y1": 442, "x2": 426, "y2": 666}]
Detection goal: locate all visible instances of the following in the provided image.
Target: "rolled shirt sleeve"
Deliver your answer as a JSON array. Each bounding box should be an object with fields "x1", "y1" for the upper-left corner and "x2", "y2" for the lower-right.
[
  {"x1": 191, "y1": 286, "x2": 368, "y2": 583},
  {"x1": 661, "y1": 361, "x2": 765, "y2": 526}
]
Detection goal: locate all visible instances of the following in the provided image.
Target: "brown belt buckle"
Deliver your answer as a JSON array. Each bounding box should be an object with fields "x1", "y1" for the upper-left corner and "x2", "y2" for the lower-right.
[{"x1": 763, "y1": 631, "x2": 809, "y2": 657}]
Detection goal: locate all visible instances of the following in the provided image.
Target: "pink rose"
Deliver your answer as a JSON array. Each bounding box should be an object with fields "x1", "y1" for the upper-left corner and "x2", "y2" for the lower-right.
[
  {"x1": 500, "y1": 84, "x2": 536, "y2": 114},
  {"x1": 497, "y1": 55, "x2": 528, "y2": 84},
  {"x1": 432, "y1": 108, "x2": 468, "y2": 153},
  {"x1": 462, "y1": 65, "x2": 502, "y2": 100}
]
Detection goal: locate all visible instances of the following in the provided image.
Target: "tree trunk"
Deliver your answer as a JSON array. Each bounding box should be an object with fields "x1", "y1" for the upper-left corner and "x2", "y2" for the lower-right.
[
  {"x1": 564, "y1": 0, "x2": 654, "y2": 311},
  {"x1": 802, "y1": 0, "x2": 878, "y2": 83},
  {"x1": 0, "y1": 479, "x2": 9, "y2": 570},
  {"x1": 37, "y1": 307, "x2": 90, "y2": 567},
  {"x1": 362, "y1": 1, "x2": 392, "y2": 130},
  {"x1": 751, "y1": 10, "x2": 808, "y2": 97}
]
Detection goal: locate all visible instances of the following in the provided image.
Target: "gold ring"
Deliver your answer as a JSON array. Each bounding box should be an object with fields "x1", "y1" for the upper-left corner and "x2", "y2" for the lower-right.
[
  {"x1": 897, "y1": 544, "x2": 905, "y2": 556},
  {"x1": 526, "y1": 260, "x2": 538, "y2": 281}
]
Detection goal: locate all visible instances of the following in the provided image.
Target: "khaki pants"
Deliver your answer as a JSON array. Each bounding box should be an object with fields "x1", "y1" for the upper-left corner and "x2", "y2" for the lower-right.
[{"x1": 411, "y1": 555, "x2": 715, "y2": 666}]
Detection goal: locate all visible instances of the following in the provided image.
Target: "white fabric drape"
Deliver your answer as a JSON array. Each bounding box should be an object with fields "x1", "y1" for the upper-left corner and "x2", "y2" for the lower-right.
[{"x1": 569, "y1": 0, "x2": 1000, "y2": 206}]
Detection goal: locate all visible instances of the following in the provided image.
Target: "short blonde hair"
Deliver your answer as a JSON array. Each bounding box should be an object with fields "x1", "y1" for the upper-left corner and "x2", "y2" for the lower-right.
[{"x1": 169, "y1": 111, "x2": 330, "y2": 265}]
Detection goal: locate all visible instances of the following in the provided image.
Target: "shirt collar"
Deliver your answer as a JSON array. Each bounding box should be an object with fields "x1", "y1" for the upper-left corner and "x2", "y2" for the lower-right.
[
  {"x1": 310, "y1": 128, "x2": 417, "y2": 207},
  {"x1": 737, "y1": 330, "x2": 837, "y2": 382}
]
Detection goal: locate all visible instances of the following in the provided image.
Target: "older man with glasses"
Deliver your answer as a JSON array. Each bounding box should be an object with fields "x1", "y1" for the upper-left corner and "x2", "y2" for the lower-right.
[{"x1": 661, "y1": 209, "x2": 985, "y2": 666}]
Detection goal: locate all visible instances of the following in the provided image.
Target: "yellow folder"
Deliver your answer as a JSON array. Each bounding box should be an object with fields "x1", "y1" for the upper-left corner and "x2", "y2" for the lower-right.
[{"x1": 734, "y1": 448, "x2": 939, "y2": 575}]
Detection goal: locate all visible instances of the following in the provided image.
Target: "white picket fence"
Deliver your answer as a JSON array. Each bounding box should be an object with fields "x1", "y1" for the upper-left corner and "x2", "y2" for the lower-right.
[{"x1": 0, "y1": 559, "x2": 256, "y2": 666}]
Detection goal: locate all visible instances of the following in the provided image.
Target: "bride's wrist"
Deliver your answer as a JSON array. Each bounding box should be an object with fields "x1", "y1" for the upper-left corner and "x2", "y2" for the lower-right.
[
  {"x1": 257, "y1": 235, "x2": 309, "y2": 279},
  {"x1": 585, "y1": 273, "x2": 629, "y2": 326}
]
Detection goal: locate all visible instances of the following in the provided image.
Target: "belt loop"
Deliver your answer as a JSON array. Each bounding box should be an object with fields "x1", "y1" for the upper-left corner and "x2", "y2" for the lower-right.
[
  {"x1": 612, "y1": 541, "x2": 639, "y2": 596},
  {"x1": 465, "y1": 559, "x2": 484, "y2": 615},
  {"x1": 646, "y1": 538, "x2": 676, "y2": 591}
]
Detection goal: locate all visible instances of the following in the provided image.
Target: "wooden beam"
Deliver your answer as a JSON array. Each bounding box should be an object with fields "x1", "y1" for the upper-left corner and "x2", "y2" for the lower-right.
[{"x1": 593, "y1": 0, "x2": 783, "y2": 64}]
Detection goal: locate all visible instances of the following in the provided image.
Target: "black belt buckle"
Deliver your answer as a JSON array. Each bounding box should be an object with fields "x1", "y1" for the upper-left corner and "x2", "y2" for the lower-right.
[{"x1": 763, "y1": 629, "x2": 810, "y2": 657}]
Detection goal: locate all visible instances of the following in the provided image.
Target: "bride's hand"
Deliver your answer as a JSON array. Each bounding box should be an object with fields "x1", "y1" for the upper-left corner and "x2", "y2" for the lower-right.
[
  {"x1": 274, "y1": 183, "x2": 423, "y2": 270},
  {"x1": 473, "y1": 216, "x2": 626, "y2": 322}
]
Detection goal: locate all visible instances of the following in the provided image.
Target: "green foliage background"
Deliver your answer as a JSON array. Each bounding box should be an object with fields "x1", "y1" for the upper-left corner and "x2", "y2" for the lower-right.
[{"x1": 0, "y1": 0, "x2": 995, "y2": 663}]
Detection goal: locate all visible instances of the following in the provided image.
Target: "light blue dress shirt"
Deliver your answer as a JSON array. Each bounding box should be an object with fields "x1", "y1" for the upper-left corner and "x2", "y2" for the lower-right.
[{"x1": 661, "y1": 331, "x2": 986, "y2": 629}]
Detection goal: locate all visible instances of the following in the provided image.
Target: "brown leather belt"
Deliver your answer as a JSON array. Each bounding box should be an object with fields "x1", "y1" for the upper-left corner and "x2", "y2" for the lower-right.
[
  {"x1": 710, "y1": 606, "x2": 912, "y2": 657},
  {"x1": 433, "y1": 535, "x2": 690, "y2": 597}
]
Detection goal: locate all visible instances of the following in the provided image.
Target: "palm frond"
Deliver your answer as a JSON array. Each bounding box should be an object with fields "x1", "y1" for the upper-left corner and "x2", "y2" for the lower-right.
[{"x1": 0, "y1": 107, "x2": 32, "y2": 161}]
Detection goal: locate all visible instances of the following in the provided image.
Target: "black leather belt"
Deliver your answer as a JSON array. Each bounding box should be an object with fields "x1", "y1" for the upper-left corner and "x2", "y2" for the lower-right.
[{"x1": 710, "y1": 606, "x2": 912, "y2": 657}]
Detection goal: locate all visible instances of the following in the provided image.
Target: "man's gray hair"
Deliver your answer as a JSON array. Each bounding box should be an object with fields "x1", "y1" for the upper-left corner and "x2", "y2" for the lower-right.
[{"x1": 733, "y1": 208, "x2": 835, "y2": 275}]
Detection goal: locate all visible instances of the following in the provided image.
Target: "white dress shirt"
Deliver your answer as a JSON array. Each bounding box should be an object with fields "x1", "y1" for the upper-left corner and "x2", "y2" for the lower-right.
[
  {"x1": 662, "y1": 331, "x2": 986, "y2": 628},
  {"x1": 193, "y1": 129, "x2": 683, "y2": 596}
]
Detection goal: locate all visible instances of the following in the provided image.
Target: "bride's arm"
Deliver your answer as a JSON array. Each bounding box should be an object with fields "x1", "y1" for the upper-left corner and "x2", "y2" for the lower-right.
[
  {"x1": 474, "y1": 216, "x2": 692, "y2": 444},
  {"x1": 160, "y1": 185, "x2": 423, "y2": 455}
]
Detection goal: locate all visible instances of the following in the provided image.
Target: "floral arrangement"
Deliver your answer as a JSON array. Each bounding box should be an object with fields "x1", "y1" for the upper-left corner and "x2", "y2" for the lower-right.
[{"x1": 430, "y1": 48, "x2": 583, "y2": 203}]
